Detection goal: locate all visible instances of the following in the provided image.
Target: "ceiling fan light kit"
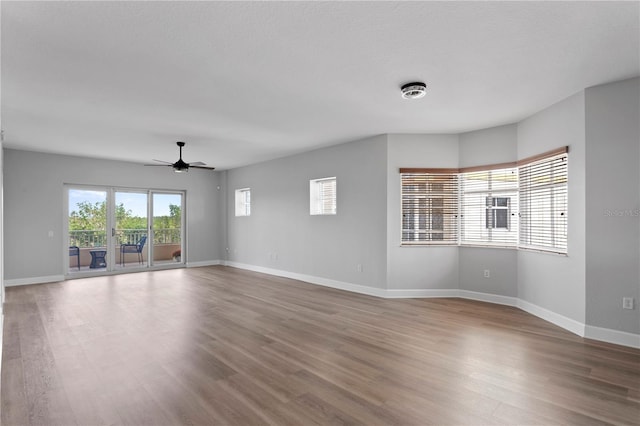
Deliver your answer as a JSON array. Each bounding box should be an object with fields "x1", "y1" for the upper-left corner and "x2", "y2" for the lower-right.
[
  {"x1": 401, "y1": 82, "x2": 427, "y2": 99},
  {"x1": 174, "y1": 163, "x2": 188, "y2": 173},
  {"x1": 144, "y1": 141, "x2": 215, "y2": 172}
]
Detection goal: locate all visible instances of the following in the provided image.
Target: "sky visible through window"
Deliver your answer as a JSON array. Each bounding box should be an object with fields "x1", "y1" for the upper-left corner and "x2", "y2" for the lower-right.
[{"x1": 69, "y1": 190, "x2": 178, "y2": 217}]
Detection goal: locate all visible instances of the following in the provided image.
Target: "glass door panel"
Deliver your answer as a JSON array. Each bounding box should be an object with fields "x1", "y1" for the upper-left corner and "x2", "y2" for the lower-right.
[
  {"x1": 152, "y1": 193, "x2": 183, "y2": 266},
  {"x1": 114, "y1": 191, "x2": 149, "y2": 270},
  {"x1": 68, "y1": 188, "x2": 108, "y2": 274}
]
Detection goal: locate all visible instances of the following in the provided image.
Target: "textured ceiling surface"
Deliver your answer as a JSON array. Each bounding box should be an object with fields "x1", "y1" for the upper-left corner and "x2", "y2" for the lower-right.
[{"x1": 2, "y1": 1, "x2": 638, "y2": 170}]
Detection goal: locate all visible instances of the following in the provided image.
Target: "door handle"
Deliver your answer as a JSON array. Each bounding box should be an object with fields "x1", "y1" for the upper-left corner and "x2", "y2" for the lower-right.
[{"x1": 112, "y1": 228, "x2": 115, "y2": 237}]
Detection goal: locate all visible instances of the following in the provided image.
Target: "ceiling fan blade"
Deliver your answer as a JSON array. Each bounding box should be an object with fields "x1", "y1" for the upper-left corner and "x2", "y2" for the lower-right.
[
  {"x1": 190, "y1": 165, "x2": 216, "y2": 170},
  {"x1": 188, "y1": 161, "x2": 206, "y2": 166},
  {"x1": 151, "y1": 159, "x2": 173, "y2": 164},
  {"x1": 144, "y1": 164, "x2": 172, "y2": 167}
]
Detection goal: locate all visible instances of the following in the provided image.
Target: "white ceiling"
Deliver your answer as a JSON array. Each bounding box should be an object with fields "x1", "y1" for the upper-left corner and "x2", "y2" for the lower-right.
[{"x1": 2, "y1": 1, "x2": 639, "y2": 170}]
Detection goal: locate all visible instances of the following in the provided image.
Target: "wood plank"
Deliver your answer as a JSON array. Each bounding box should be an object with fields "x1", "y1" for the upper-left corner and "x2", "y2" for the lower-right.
[{"x1": 1, "y1": 358, "x2": 30, "y2": 426}]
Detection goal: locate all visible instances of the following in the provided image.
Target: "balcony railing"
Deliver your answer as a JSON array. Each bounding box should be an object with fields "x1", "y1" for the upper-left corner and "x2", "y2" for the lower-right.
[{"x1": 69, "y1": 228, "x2": 181, "y2": 248}]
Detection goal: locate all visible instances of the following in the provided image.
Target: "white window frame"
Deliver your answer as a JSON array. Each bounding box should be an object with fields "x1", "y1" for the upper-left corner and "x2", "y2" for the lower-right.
[
  {"x1": 460, "y1": 167, "x2": 519, "y2": 248},
  {"x1": 310, "y1": 177, "x2": 336, "y2": 215},
  {"x1": 235, "y1": 188, "x2": 251, "y2": 217},
  {"x1": 486, "y1": 197, "x2": 511, "y2": 230}
]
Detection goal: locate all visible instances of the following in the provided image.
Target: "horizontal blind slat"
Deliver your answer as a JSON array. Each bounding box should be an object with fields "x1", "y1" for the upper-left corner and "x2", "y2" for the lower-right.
[
  {"x1": 401, "y1": 173, "x2": 459, "y2": 244},
  {"x1": 460, "y1": 167, "x2": 518, "y2": 246},
  {"x1": 519, "y1": 152, "x2": 568, "y2": 253}
]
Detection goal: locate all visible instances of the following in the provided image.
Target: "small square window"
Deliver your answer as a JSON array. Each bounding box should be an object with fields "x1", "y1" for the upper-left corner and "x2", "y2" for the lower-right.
[
  {"x1": 235, "y1": 188, "x2": 251, "y2": 216},
  {"x1": 310, "y1": 177, "x2": 336, "y2": 215}
]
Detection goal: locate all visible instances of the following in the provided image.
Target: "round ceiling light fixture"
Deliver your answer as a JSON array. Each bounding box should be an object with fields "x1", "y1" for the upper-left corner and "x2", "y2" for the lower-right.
[{"x1": 400, "y1": 82, "x2": 427, "y2": 99}]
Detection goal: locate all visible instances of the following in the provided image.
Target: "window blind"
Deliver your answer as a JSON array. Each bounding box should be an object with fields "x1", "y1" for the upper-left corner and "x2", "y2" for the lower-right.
[
  {"x1": 518, "y1": 148, "x2": 568, "y2": 253},
  {"x1": 460, "y1": 167, "x2": 518, "y2": 246},
  {"x1": 401, "y1": 173, "x2": 459, "y2": 244},
  {"x1": 310, "y1": 177, "x2": 336, "y2": 215}
]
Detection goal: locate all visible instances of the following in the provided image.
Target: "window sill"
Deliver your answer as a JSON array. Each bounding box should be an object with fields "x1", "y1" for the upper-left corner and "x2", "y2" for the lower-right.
[
  {"x1": 399, "y1": 243, "x2": 458, "y2": 247},
  {"x1": 399, "y1": 242, "x2": 568, "y2": 256},
  {"x1": 460, "y1": 243, "x2": 516, "y2": 250},
  {"x1": 518, "y1": 246, "x2": 568, "y2": 257}
]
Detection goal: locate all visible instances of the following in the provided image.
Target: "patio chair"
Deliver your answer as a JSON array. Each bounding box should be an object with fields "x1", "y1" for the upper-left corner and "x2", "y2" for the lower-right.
[
  {"x1": 69, "y1": 246, "x2": 80, "y2": 270},
  {"x1": 120, "y1": 236, "x2": 147, "y2": 266}
]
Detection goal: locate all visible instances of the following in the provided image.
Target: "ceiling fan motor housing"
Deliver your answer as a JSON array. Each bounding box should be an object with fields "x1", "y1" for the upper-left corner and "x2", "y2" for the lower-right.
[{"x1": 173, "y1": 159, "x2": 189, "y2": 171}]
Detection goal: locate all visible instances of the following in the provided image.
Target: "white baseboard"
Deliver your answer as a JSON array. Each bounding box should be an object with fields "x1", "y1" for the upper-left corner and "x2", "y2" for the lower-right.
[
  {"x1": 0, "y1": 313, "x2": 3, "y2": 376},
  {"x1": 5, "y1": 262, "x2": 226, "y2": 285},
  {"x1": 4, "y1": 275, "x2": 65, "y2": 287},
  {"x1": 458, "y1": 289, "x2": 518, "y2": 307},
  {"x1": 186, "y1": 259, "x2": 223, "y2": 268},
  {"x1": 513, "y1": 300, "x2": 640, "y2": 349},
  {"x1": 226, "y1": 263, "x2": 516, "y2": 306},
  {"x1": 224, "y1": 262, "x2": 640, "y2": 349},
  {"x1": 386, "y1": 288, "x2": 459, "y2": 298},
  {"x1": 585, "y1": 325, "x2": 640, "y2": 349},
  {"x1": 517, "y1": 298, "x2": 586, "y2": 337},
  {"x1": 224, "y1": 261, "x2": 388, "y2": 298}
]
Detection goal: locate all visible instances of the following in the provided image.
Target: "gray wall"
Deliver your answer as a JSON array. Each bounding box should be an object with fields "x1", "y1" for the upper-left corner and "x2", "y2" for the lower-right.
[
  {"x1": 386, "y1": 134, "x2": 459, "y2": 290},
  {"x1": 3, "y1": 149, "x2": 222, "y2": 280},
  {"x1": 225, "y1": 135, "x2": 388, "y2": 289},
  {"x1": 516, "y1": 92, "x2": 587, "y2": 324},
  {"x1": 1, "y1": 142, "x2": 3, "y2": 312},
  {"x1": 459, "y1": 124, "x2": 517, "y2": 167},
  {"x1": 459, "y1": 124, "x2": 518, "y2": 297},
  {"x1": 217, "y1": 170, "x2": 229, "y2": 263},
  {"x1": 585, "y1": 77, "x2": 640, "y2": 334},
  {"x1": 458, "y1": 248, "x2": 517, "y2": 297}
]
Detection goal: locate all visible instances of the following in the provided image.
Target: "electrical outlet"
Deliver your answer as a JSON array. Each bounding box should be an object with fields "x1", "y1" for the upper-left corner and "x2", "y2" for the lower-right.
[
  {"x1": 357, "y1": 264, "x2": 363, "y2": 272},
  {"x1": 483, "y1": 269, "x2": 490, "y2": 278},
  {"x1": 622, "y1": 297, "x2": 635, "y2": 310}
]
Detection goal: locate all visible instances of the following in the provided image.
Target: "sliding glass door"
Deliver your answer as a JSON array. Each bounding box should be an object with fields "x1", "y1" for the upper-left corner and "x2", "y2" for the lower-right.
[
  {"x1": 68, "y1": 188, "x2": 109, "y2": 274},
  {"x1": 114, "y1": 191, "x2": 149, "y2": 270},
  {"x1": 66, "y1": 186, "x2": 185, "y2": 275},
  {"x1": 152, "y1": 192, "x2": 183, "y2": 266}
]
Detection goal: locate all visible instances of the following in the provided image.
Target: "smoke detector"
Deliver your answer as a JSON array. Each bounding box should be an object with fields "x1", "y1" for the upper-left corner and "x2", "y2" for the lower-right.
[{"x1": 401, "y1": 82, "x2": 427, "y2": 99}]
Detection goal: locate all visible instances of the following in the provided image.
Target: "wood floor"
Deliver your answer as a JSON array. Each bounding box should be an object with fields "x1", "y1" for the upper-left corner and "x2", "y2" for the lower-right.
[{"x1": 2, "y1": 266, "x2": 639, "y2": 425}]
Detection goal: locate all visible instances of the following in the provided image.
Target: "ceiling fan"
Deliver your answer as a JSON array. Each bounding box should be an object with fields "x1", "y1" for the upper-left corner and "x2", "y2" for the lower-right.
[{"x1": 145, "y1": 141, "x2": 215, "y2": 172}]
